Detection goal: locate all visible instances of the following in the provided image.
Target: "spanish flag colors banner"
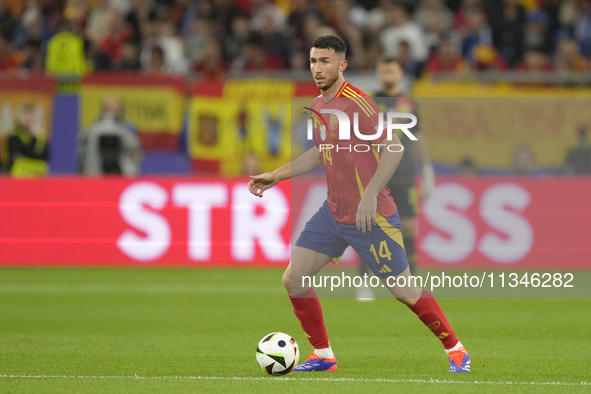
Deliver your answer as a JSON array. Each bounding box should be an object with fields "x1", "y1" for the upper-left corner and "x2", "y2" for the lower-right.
[
  {"x1": 188, "y1": 80, "x2": 317, "y2": 175},
  {"x1": 79, "y1": 73, "x2": 185, "y2": 150}
]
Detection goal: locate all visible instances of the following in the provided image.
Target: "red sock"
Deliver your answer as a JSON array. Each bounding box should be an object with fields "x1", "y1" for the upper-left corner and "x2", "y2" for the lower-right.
[
  {"x1": 289, "y1": 288, "x2": 330, "y2": 349},
  {"x1": 408, "y1": 289, "x2": 459, "y2": 350}
]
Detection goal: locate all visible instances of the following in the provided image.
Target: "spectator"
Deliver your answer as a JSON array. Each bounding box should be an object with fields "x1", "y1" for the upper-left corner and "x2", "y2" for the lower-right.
[
  {"x1": 380, "y1": 4, "x2": 429, "y2": 66},
  {"x1": 224, "y1": 14, "x2": 250, "y2": 63},
  {"x1": 452, "y1": 0, "x2": 482, "y2": 33},
  {"x1": 98, "y1": 12, "x2": 135, "y2": 65},
  {"x1": 155, "y1": 19, "x2": 188, "y2": 74},
  {"x1": 186, "y1": 17, "x2": 215, "y2": 65},
  {"x1": 574, "y1": 0, "x2": 591, "y2": 57},
  {"x1": 0, "y1": 103, "x2": 49, "y2": 176},
  {"x1": 555, "y1": 38, "x2": 588, "y2": 72},
  {"x1": 231, "y1": 36, "x2": 286, "y2": 72},
  {"x1": 524, "y1": 10, "x2": 554, "y2": 54},
  {"x1": 126, "y1": 0, "x2": 155, "y2": 41},
  {"x1": 46, "y1": 20, "x2": 87, "y2": 75},
  {"x1": 325, "y1": 0, "x2": 365, "y2": 69},
  {"x1": 86, "y1": 0, "x2": 115, "y2": 47},
  {"x1": 299, "y1": 13, "x2": 334, "y2": 53},
  {"x1": 424, "y1": 38, "x2": 468, "y2": 74},
  {"x1": 259, "y1": 10, "x2": 291, "y2": 68},
  {"x1": 327, "y1": 0, "x2": 368, "y2": 30},
  {"x1": 0, "y1": 33, "x2": 20, "y2": 71},
  {"x1": 473, "y1": 44, "x2": 508, "y2": 71},
  {"x1": 556, "y1": 0, "x2": 578, "y2": 30},
  {"x1": 145, "y1": 45, "x2": 165, "y2": 74},
  {"x1": 458, "y1": 157, "x2": 479, "y2": 176},
  {"x1": 565, "y1": 126, "x2": 591, "y2": 175},
  {"x1": 20, "y1": 38, "x2": 43, "y2": 72},
  {"x1": 250, "y1": 0, "x2": 286, "y2": 34},
  {"x1": 116, "y1": 40, "x2": 142, "y2": 71},
  {"x1": 491, "y1": 0, "x2": 526, "y2": 67},
  {"x1": 461, "y1": 6, "x2": 493, "y2": 64},
  {"x1": 422, "y1": 7, "x2": 459, "y2": 54},
  {"x1": 396, "y1": 41, "x2": 420, "y2": 84},
  {"x1": 516, "y1": 49, "x2": 552, "y2": 72},
  {"x1": 0, "y1": 0, "x2": 18, "y2": 40},
  {"x1": 193, "y1": 39, "x2": 228, "y2": 80},
  {"x1": 287, "y1": 0, "x2": 318, "y2": 39},
  {"x1": 512, "y1": 144, "x2": 536, "y2": 175},
  {"x1": 77, "y1": 97, "x2": 142, "y2": 176},
  {"x1": 11, "y1": 5, "x2": 44, "y2": 50},
  {"x1": 416, "y1": 0, "x2": 453, "y2": 29},
  {"x1": 415, "y1": 0, "x2": 454, "y2": 51},
  {"x1": 366, "y1": 0, "x2": 392, "y2": 35}
]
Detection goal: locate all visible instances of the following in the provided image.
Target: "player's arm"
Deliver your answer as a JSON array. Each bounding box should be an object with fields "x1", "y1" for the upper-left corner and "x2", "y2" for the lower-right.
[
  {"x1": 248, "y1": 147, "x2": 322, "y2": 198},
  {"x1": 411, "y1": 132, "x2": 435, "y2": 199},
  {"x1": 356, "y1": 135, "x2": 404, "y2": 232}
]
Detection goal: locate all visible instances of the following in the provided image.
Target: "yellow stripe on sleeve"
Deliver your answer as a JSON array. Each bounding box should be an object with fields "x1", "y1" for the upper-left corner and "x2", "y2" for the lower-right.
[
  {"x1": 344, "y1": 87, "x2": 375, "y2": 115},
  {"x1": 343, "y1": 92, "x2": 371, "y2": 117}
]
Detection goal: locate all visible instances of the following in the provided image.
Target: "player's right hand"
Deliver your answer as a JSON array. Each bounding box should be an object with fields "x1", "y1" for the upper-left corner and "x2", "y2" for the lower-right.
[{"x1": 248, "y1": 172, "x2": 279, "y2": 197}]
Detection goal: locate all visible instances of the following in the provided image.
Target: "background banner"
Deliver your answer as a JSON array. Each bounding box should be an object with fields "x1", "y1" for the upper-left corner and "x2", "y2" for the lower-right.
[
  {"x1": 80, "y1": 73, "x2": 185, "y2": 150},
  {"x1": 414, "y1": 97, "x2": 591, "y2": 168},
  {"x1": 0, "y1": 177, "x2": 589, "y2": 269},
  {"x1": 417, "y1": 177, "x2": 591, "y2": 269},
  {"x1": 189, "y1": 80, "x2": 317, "y2": 175}
]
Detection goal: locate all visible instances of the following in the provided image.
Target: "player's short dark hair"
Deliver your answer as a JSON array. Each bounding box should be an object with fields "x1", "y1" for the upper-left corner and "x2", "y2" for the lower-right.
[{"x1": 311, "y1": 36, "x2": 347, "y2": 59}]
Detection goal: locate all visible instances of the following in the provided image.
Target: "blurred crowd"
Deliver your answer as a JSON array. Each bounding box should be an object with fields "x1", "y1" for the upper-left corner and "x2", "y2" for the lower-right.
[{"x1": 1, "y1": 0, "x2": 591, "y2": 79}]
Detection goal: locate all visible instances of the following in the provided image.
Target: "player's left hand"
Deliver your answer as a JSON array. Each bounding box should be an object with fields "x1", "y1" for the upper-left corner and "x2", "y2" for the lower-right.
[{"x1": 356, "y1": 193, "x2": 377, "y2": 233}]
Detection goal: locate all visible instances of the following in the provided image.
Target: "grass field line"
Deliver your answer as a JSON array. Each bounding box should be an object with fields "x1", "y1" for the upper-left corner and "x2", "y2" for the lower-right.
[
  {"x1": 0, "y1": 284, "x2": 284, "y2": 295},
  {"x1": 0, "y1": 374, "x2": 589, "y2": 386}
]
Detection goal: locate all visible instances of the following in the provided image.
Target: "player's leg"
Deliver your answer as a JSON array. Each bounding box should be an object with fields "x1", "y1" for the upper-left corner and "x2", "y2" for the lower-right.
[
  {"x1": 348, "y1": 211, "x2": 470, "y2": 373},
  {"x1": 285, "y1": 248, "x2": 338, "y2": 372},
  {"x1": 382, "y1": 269, "x2": 470, "y2": 372},
  {"x1": 287, "y1": 202, "x2": 348, "y2": 372}
]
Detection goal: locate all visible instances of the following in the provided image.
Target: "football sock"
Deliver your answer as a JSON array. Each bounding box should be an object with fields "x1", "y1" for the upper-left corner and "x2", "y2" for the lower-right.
[
  {"x1": 314, "y1": 346, "x2": 334, "y2": 359},
  {"x1": 445, "y1": 341, "x2": 464, "y2": 355},
  {"x1": 289, "y1": 287, "x2": 330, "y2": 350},
  {"x1": 408, "y1": 289, "x2": 459, "y2": 350}
]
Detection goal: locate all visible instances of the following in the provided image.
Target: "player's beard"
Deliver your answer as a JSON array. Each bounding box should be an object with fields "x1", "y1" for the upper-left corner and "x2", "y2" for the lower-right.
[{"x1": 317, "y1": 71, "x2": 339, "y2": 92}]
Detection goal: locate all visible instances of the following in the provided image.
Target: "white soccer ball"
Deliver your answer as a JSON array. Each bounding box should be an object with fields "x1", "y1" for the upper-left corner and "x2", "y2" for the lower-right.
[{"x1": 256, "y1": 332, "x2": 300, "y2": 375}]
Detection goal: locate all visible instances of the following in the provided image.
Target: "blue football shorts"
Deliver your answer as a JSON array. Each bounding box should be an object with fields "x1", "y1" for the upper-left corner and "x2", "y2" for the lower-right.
[{"x1": 295, "y1": 201, "x2": 408, "y2": 277}]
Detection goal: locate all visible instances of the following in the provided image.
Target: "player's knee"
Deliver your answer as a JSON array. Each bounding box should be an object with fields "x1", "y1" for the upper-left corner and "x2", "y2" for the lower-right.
[{"x1": 282, "y1": 268, "x2": 291, "y2": 294}]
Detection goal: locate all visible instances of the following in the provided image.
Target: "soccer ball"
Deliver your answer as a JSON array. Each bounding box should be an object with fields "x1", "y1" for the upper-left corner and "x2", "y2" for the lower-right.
[{"x1": 256, "y1": 332, "x2": 300, "y2": 375}]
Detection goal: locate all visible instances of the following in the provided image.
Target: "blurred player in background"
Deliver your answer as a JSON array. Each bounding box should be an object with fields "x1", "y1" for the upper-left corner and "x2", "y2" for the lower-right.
[
  {"x1": 357, "y1": 57, "x2": 435, "y2": 301},
  {"x1": 77, "y1": 97, "x2": 142, "y2": 176},
  {"x1": 249, "y1": 36, "x2": 470, "y2": 374}
]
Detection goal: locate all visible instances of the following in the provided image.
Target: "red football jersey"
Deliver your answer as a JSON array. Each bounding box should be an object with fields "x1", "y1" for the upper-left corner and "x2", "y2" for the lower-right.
[{"x1": 310, "y1": 81, "x2": 397, "y2": 224}]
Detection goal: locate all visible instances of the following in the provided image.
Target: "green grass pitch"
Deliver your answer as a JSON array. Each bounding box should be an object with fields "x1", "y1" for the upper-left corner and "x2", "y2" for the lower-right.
[{"x1": 0, "y1": 267, "x2": 589, "y2": 393}]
